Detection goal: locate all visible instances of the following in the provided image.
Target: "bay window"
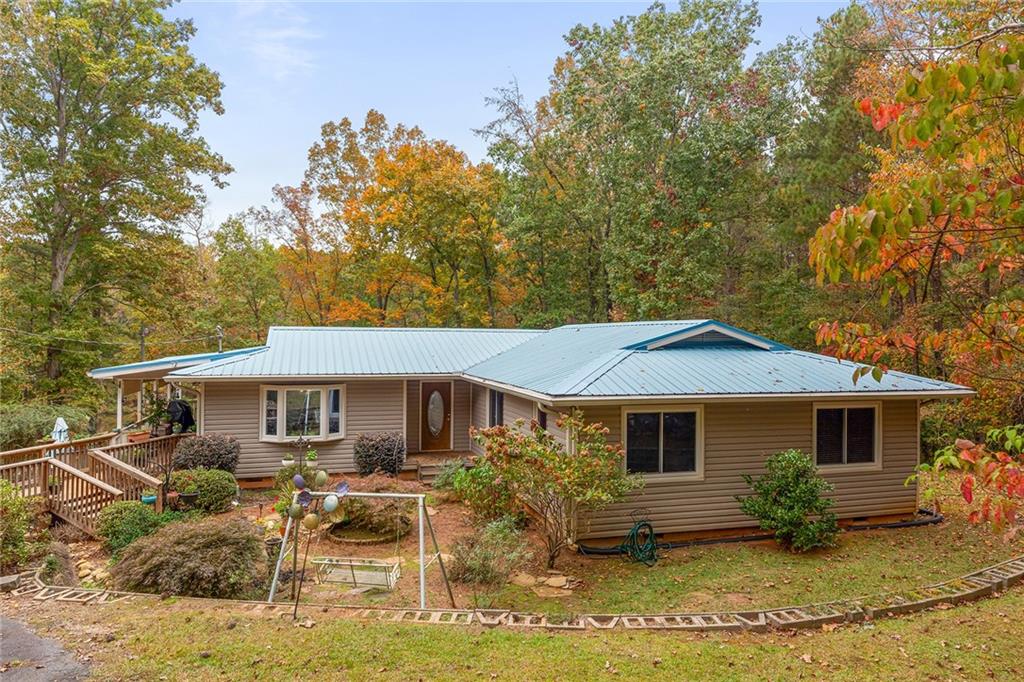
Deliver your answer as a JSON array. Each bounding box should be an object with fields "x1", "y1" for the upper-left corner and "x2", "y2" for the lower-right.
[
  {"x1": 622, "y1": 406, "x2": 703, "y2": 478},
  {"x1": 261, "y1": 385, "x2": 344, "y2": 442}
]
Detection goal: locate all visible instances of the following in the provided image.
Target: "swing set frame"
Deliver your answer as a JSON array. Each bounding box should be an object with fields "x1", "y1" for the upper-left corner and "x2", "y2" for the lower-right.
[{"x1": 267, "y1": 490, "x2": 454, "y2": 610}]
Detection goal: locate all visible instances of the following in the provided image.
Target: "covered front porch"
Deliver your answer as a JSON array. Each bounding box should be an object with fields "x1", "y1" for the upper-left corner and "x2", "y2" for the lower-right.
[{"x1": 87, "y1": 348, "x2": 261, "y2": 435}]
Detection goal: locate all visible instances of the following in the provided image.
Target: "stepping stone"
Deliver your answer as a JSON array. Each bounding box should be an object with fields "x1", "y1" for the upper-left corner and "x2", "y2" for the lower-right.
[
  {"x1": 509, "y1": 572, "x2": 537, "y2": 587},
  {"x1": 531, "y1": 585, "x2": 573, "y2": 598}
]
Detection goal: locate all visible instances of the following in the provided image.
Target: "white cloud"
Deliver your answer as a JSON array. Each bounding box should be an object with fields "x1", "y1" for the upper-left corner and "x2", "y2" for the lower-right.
[{"x1": 234, "y1": 1, "x2": 320, "y2": 81}]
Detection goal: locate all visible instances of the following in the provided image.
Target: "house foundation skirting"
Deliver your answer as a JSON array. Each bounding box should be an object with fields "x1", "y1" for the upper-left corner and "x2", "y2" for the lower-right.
[{"x1": 10, "y1": 555, "x2": 1024, "y2": 633}]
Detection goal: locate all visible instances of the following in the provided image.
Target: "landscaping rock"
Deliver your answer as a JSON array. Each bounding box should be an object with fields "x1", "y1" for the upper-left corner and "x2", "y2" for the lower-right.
[
  {"x1": 531, "y1": 585, "x2": 573, "y2": 598},
  {"x1": 509, "y1": 572, "x2": 537, "y2": 587},
  {"x1": 0, "y1": 575, "x2": 20, "y2": 592},
  {"x1": 544, "y1": 575, "x2": 569, "y2": 588}
]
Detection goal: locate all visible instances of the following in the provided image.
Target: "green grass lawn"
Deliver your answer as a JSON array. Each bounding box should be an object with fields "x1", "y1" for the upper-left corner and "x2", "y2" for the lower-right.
[
  {"x1": 7, "y1": 587, "x2": 1023, "y2": 681},
  {"x1": 496, "y1": 514, "x2": 1023, "y2": 615},
  {"x1": 341, "y1": 483, "x2": 1024, "y2": 615}
]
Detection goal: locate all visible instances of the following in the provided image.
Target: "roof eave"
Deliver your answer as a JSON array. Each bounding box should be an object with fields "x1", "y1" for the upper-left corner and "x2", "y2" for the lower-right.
[{"x1": 543, "y1": 388, "x2": 975, "y2": 406}]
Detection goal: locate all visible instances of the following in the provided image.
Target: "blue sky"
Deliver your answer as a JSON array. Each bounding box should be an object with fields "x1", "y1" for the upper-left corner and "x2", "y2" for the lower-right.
[{"x1": 171, "y1": 1, "x2": 847, "y2": 227}]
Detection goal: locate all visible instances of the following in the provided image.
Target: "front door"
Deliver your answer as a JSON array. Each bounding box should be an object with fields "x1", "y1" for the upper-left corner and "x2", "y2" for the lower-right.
[{"x1": 420, "y1": 382, "x2": 452, "y2": 451}]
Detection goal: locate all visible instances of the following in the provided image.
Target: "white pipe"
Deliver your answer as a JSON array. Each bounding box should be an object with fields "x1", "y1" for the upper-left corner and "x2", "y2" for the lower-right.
[{"x1": 418, "y1": 496, "x2": 426, "y2": 609}]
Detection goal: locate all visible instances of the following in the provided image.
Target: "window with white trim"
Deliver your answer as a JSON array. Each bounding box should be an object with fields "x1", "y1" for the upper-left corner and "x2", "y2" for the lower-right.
[
  {"x1": 623, "y1": 407, "x2": 702, "y2": 475},
  {"x1": 814, "y1": 404, "x2": 878, "y2": 466},
  {"x1": 260, "y1": 385, "x2": 345, "y2": 442}
]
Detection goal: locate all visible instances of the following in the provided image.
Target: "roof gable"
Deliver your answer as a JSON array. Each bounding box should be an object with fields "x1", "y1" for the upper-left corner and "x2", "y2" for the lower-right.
[{"x1": 628, "y1": 321, "x2": 789, "y2": 351}]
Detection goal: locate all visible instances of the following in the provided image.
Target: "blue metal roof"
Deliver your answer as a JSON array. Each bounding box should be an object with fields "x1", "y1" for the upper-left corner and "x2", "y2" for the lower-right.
[
  {"x1": 88, "y1": 347, "x2": 265, "y2": 379},
  {"x1": 463, "y1": 321, "x2": 971, "y2": 398},
  {"x1": 167, "y1": 326, "x2": 541, "y2": 378},
  {"x1": 92, "y1": 320, "x2": 972, "y2": 399}
]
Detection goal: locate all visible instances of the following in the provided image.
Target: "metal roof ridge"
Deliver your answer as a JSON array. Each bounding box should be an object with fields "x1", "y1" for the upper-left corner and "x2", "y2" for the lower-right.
[
  {"x1": 266, "y1": 325, "x2": 543, "y2": 333},
  {"x1": 550, "y1": 349, "x2": 637, "y2": 396},
  {"x1": 555, "y1": 319, "x2": 708, "y2": 330}
]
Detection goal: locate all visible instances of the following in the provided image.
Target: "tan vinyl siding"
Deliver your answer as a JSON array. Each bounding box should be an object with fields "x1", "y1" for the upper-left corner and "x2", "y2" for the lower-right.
[
  {"x1": 503, "y1": 392, "x2": 534, "y2": 433},
  {"x1": 540, "y1": 405, "x2": 568, "y2": 447},
  {"x1": 203, "y1": 380, "x2": 404, "y2": 478},
  {"x1": 470, "y1": 384, "x2": 487, "y2": 455},
  {"x1": 406, "y1": 380, "x2": 420, "y2": 453},
  {"x1": 580, "y1": 399, "x2": 919, "y2": 539},
  {"x1": 452, "y1": 380, "x2": 472, "y2": 450}
]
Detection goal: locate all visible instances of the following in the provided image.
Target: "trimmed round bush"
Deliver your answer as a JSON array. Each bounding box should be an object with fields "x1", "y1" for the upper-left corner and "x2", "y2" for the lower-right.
[
  {"x1": 97, "y1": 501, "x2": 162, "y2": 552},
  {"x1": 172, "y1": 434, "x2": 240, "y2": 473},
  {"x1": 170, "y1": 468, "x2": 238, "y2": 513},
  {"x1": 353, "y1": 431, "x2": 406, "y2": 476},
  {"x1": 111, "y1": 517, "x2": 266, "y2": 598},
  {"x1": 738, "y1": 449, "x2": 840, "y2": 552}
]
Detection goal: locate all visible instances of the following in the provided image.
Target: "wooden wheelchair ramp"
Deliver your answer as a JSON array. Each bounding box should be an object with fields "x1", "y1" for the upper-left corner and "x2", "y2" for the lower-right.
[{"x1": 0, "y1": 438, "x2": 182, "y2": 537}]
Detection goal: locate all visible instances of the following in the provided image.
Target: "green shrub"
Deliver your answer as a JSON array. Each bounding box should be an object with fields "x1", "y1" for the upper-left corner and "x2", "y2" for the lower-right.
[
  {"x1": 171, "y1": 468, "x2": 237, "y2": 513},
  {"x1": 171, "y1": 434, "x2": 240, "y2": 473},
  {"x1": 0, "y1": 479, "x2": 32, "y2": 571},
  {"x1": 0, "y1": 403, "x2": 92, "y2": 451},
  {"x1": 449, "y1": 516, "x2": 532, "y2": 586},
  {"x1": 470, "y1": 412, "x2": 641, "y2": 569},
  {"x1": 451, "y1": 462, "x2": 520, "y2": 522},
  {"x1": 431, "y1": 459, "x2": 465, "y2": 491},
  {"x1": 353, "y1": 431, "x2": 406, "y2": 476},
  {"x1": 738, "y1": 449, "x2": 839, "y2": 552},
  {"x1": 97, "y1": 501, "x2": 162, "y2": 552},
  {"x1": 111, "y1": 518, "x2": 266, "y2": 598}
]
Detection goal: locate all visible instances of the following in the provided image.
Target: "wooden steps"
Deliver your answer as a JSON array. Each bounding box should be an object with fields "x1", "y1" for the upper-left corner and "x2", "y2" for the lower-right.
[{"x1": 414, "y1": 456, "x2": 471, "y2": 485}]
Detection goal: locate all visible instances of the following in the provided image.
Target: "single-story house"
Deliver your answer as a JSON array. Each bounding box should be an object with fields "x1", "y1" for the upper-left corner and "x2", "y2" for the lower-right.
[{"x1": 88, "y1": 320, "x2": 972, "y2": 538}]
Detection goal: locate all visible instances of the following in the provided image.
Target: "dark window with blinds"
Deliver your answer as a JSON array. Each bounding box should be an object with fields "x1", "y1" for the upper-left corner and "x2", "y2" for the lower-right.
[
  {"x1": 815, "y1": 406, "x2": 877, "y2": 466},
  {"x1": 488, "y1": 390, "x2": 504, "y2": 427},
  {"x1": 536, "y1": 408, "x2": 547, "y2": 430},
  {"x1": 626, "y1": 411, "x2": 698, "y2": 474}
]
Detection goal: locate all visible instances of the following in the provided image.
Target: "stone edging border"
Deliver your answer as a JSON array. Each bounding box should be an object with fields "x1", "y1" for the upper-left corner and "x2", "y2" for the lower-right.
[{"x1": 7, "y1": 554, "x2": 1024, "y2": 633}]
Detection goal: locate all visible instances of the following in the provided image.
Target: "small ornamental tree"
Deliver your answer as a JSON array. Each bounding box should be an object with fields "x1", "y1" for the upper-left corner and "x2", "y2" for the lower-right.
[
  {"x1": 471, "y1": 411, "x2": 642, "y2": 569},
  {"x1": 919, "y1": 425, "x2": 1024, "y2": 534},
  {"x1": 738, "y1": 449, "x2": 839, "y2": 552}
]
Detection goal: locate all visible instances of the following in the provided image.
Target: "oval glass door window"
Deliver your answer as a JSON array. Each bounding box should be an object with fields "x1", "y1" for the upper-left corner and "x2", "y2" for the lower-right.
[{"x1": 427, "y1": 390, "x2": 445, "y2": 437}]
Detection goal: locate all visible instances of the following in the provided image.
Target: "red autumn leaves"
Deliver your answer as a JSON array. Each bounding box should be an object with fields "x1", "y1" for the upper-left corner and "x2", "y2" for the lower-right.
[{"x1": 859, "y1": 97, "x2": 905, "y2": 132}]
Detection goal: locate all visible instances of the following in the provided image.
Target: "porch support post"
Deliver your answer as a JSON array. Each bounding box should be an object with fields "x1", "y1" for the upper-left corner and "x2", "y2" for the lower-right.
[
  {"x1": 116, "y1": 381, "x2": 124, "y2": 431},
  {"x1": 136, "y1": 386, "x2": 142, "y2": 422}
]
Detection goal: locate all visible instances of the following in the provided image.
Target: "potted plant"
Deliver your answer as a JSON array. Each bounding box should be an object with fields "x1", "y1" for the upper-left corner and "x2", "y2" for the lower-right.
[
  {"x1": 140, "y1": 488, "x2": 158, "y2": 505},
  {"x1": 174, "y1": 472, "x2": 200, "y2": 508},
  {"x1": 305, "y1": 448, "x2": 318, "y2": 464},
  {"x1": 281, "y1": 450, "x2": 295, "y2": 467}
]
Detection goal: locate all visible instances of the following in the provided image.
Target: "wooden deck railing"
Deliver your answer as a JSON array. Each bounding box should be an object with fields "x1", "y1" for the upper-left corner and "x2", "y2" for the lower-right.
[
  {"x1": 0, "y1": 457, "x2": 123, "y2": 537},
  {"x1": 0, "y1": 432, "x2": 117, "y2": 467},
  {"x1": 86, "y1": 450, "x2": 163, "y2": 512},
  {"x1": 98, "y1": 433, "x2": 191, "y2": 476},
  {"x1": 1, "y1": 432, "x2": 192, "y2": 536}
]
